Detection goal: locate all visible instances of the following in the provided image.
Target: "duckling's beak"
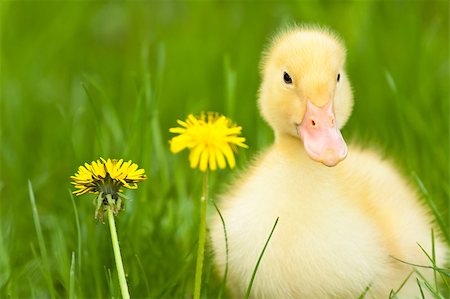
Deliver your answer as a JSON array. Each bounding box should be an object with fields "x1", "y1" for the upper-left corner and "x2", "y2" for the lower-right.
[{"x1": 297, "y1": 101, "x2": 347, "y2": 167}]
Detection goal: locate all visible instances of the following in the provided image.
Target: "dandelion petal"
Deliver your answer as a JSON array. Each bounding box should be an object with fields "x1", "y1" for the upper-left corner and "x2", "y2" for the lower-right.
[
  {"x1": 199, "y1": 148, "x2": 209, "y2": 172},
  {"x1": 209, "y1": 147, "x2": 217, "y2": 171}
]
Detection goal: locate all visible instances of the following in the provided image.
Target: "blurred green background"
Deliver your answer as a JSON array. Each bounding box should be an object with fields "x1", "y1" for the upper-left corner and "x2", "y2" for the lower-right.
[{"x1": 1, "y1": 1, "x2": 448, "y2": 298}]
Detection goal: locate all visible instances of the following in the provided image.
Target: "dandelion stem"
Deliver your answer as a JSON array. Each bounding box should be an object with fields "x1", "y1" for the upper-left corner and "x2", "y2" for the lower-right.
[
  {"x1": 194, "y1": 172, "x2": 208, "y2": 299},
  {"x1": 107, "y1": 198, "x2": 130, "y2": 299}
]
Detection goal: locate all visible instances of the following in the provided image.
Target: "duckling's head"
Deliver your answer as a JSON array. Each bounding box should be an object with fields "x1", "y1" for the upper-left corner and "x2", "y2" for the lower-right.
[{"x1": 258, "y1": 26, "x2": 353, "y2": 167}]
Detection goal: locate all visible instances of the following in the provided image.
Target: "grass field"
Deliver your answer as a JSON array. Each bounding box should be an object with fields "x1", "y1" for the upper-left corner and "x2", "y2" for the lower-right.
[{"x1": 1, "y1": 1, "x2": 449, "y2": 298}]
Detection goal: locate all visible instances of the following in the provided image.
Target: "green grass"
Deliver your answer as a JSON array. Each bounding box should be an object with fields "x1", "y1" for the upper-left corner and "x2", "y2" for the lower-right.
[{"x1": 1, "y1": 1, "x2": 449, "y2": 298}]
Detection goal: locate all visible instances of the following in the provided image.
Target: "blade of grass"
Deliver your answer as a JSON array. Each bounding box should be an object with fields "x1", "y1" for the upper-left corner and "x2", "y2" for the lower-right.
[
  {"x1": 149, "y1": 43, "x2": 169, "y2": 190},
  {"x1": 416, "y1": 278, "x2": 425, "y2": 299},
  {"x1": 212, "y1": 200, "x2": 229, "y2": 299},
  {"x1": 157, "y1": 239, "x2": 198, "y2": 298},
  {"x1": 105, "y1": 266, "x2": 114, "y2": 299},
  {"x1": 69, "y1": 252, "x2": 75, "y2": 299},
  {"x1": 28, "y1": 180, "x2": 56, "y2": 299},
  {"x1": 416, "y1": 242, "x2": 450, "y2": 286},
  {"x1": 90, "y1": 228, "x2": 104, "y2": 299},
  {"x1": 358, "y1": 282, "x2": 373, "y2": 299},
  {"x1": 154, "y1": 43, "x2": 166, "y2": 100},
  {"x1": 80, "y1": 82, "x2": 101, "y2": 126},
  {"x1": 431, "y1": 229, "x2": 438, "y2": 291},
  {"x1": 135, "y1": 254, "x2": 151, "y2": 296},
  {"x1": 0, "y1": 224, "x2": 10, "y2": 289},
  {"x1": 388, "y1": 289, "x2": 398, "y2": 299},
  {"x1": 224, "y1": 54, "x2": 237, "y2": 119},
  {"x1": 412, "y1": 173, "x2": 449, "y2": 243},
  {"x1": 151, "y1": 115, "x2": 169, "y2": 189},
  {"x1": 28, "y1": 278, "x2": 36, "y2": 299},
  {"x1": 415, "y1": 269, "x2": 444, "y2": 298},
  {"x1": 69, "y1": 191, "x2": 82, "y2": 277},
  {"x1": 245, "y1": 217, "x2": 279, "y2": 299},
  {"x1": 417, "y1": 241, "x2": 448, "y2": 271},
  {"x1": 389, "y1": 270, "x2": 414, "y2": 298},
  {"x1": 52, "y1": 228, "x2": 71, "y2": 294},
  {"x1": 82, "y1": 77, "x2": 124, "y2": 146},
  {"x1": 384, "y1": 70, "x2": 398, "y2": 94},
  {"x1": 389, "y1": 256, "x2": 450, "y2": 277}
]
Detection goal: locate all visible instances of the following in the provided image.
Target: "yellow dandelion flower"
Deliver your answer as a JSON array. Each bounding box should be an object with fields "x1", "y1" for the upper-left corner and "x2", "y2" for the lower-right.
[
  {"x1": 71, "y1": 158, "x2": 146, "y2": 219},
  {"x1": 169, "y1": 112, "x2": 248, "y2": 172},
  {"x1": 71, "y1": 158, "x2": 146, "y2": 196}
]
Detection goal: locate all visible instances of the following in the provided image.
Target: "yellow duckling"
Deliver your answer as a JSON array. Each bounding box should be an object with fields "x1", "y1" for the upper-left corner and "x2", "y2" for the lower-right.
[{"x1": 210, "y1": 26, "x2": 448, "y2": 298}]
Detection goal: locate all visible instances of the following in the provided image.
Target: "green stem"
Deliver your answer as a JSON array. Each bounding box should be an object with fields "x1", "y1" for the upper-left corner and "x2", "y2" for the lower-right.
[
  {"x1": 212, "y1": 201, "x2": 228, "y2": 299},
  {"x1": 107, "y1": 197, "x2": 130, "y2": 299},
  {"x1": 194, "y1": 172, "x2": 208, "y2": 299},
  {"x1": 245, "y1": 217, "x2": 279, "y2": 299}
]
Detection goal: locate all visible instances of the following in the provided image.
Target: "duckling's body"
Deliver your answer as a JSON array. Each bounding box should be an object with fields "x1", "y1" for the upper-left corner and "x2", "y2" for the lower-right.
[
  {"x1": 210, "y1": 26, "x2": 448, "y2": 298},
  {"x1": 212, "y1": 140, "x2": 446, "y2": 298}
]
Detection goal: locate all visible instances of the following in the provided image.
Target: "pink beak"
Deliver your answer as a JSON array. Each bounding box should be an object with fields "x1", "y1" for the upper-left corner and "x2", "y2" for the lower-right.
[{"x1": 297, "y1": 101, "x2": 347, "y2": 167}]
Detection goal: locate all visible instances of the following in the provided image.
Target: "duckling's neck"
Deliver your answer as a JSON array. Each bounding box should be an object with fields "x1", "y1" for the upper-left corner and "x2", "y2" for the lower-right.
[
  {"x1": 272, "y1": 134, "x2": 338, "y2": 173},
  {"x1": 273, "y1": 134, "x2": 312, "y2": 164}
]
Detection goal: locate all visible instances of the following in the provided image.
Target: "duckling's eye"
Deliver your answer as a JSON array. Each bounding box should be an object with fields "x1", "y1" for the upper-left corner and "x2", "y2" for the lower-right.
[
  {"x1": 337, "y1": 73, "x2": 341, "y2": 82},
  {"x1": 283, "y1": 72, "x2": 293, "y2": 84}
]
